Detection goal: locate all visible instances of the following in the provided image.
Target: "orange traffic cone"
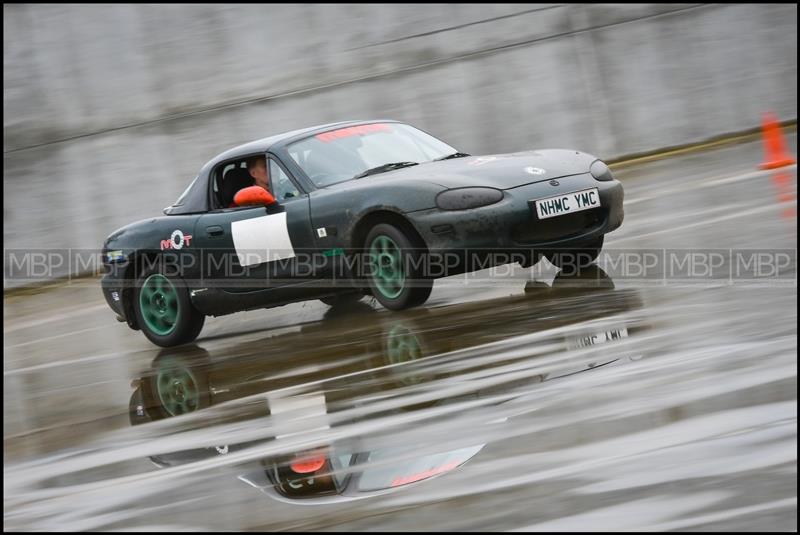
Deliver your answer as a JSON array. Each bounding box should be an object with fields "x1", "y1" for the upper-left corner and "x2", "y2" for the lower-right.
[{"x1": 759, "y1": 112, "x2": 796, "y2": 170}]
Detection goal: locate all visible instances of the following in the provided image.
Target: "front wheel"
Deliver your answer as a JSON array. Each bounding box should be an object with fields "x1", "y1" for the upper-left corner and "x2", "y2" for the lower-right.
[
  {"x1": 362, "y1": 223, "x2": 432, "y2": 310},
  {"x1": 134, "y1": 262, "x2": 205, "y2": 347},
  {"x1": 545, "y1": 235, "x2": 604, "y2": 272}
]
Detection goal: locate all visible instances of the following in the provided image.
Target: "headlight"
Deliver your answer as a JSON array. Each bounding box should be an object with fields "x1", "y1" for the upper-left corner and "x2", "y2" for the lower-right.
[
  {"x1": 435, "y1": 187, "x2": 503, "y2": 210},
  {"x1": 590, "y1": 160, "x2": 614, "y2": 182},
  {"x1": 104, "y1": 249, "x2": 127, "y2": 264}
]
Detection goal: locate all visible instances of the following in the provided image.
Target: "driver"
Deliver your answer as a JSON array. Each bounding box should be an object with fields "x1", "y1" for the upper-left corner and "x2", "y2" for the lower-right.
[
  {"x1": 228, "y1": 156, "x2": 273, "y2": 208},
  {"x1": 247, "y1": 155, "x2": 271, "y2": 192}
]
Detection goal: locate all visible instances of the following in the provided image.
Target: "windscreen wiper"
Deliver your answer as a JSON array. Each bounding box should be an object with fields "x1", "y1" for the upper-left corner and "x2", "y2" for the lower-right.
[
  {"x1": 353, "y1": 161, "x2": 419, "y2": 179},
  {"x1": 433, "y1": 152, "x2": 471, "y2": 161}
]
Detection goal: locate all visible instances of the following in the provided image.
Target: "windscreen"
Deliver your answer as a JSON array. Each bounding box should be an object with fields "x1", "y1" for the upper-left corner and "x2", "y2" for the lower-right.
[{"x1": 287, "y1": 123, "x2": 456, "y2": 187}]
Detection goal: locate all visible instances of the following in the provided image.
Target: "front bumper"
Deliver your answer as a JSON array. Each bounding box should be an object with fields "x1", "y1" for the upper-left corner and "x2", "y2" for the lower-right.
[
  {"x1": 101, "y1": 265, "x2": 127, "y2": 318},
  {"x1": 410, "y1": 173, "x2": 624, "y2": 252}
]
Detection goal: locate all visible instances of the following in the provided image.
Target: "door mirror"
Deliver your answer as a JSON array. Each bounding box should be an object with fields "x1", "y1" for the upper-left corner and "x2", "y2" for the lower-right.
[{"x1": 233, "y1": 186, "x2": 277, "y2": 207}]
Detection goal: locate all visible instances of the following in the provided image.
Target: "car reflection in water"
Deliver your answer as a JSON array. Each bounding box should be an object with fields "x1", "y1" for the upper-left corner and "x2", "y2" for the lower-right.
[{"x1": 129, "y1": 266, "x2": 648, "y2": 503}]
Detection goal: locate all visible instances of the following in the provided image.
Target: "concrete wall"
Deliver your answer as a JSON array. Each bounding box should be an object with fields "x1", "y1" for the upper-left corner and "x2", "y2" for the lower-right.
[{"x1": 3, "y1": 4, "x2": 797, "y2": 282}]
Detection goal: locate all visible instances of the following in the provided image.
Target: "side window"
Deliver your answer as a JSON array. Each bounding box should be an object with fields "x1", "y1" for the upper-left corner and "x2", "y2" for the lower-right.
[
  {"x1": 214, "y1": 160, "x2": 254, "y2": 210},
  {"x1": 269, "y1": 159, "x2": 302, "y2": 201}
]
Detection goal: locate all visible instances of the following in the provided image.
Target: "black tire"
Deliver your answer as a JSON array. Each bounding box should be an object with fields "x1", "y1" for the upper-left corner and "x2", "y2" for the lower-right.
[
  {"x1": 319, "y1": 291, "x2": 364, "y2": 307},
  {"x1": 362, "y1": 223, "x2": 433, "y2": 310},
  {"x1": 133, "y1": 258, "x2": 205, "y2": 347},
  {"x1": 545, "y1": 235, "x2": 604, "y2": 272}
]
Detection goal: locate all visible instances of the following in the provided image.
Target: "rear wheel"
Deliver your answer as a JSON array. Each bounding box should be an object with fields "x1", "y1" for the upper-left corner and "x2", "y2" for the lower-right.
[
  {"x1": 134, "y1": 260, "x2": 205, "y2": 347},
  {"x1": 363, "y1": 223, "x2": 432, "y2": 310},
  {"x1": 545, "y1": 235, "x2": 604, "y2": 272}
]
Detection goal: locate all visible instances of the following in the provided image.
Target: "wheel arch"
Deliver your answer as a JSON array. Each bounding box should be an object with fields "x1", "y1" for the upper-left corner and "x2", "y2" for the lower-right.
[
  {"x1": 120, "y1": 251, "x2": 163, "y2": 331},
  {"x1": 349, "y1": 210, "x2": 428, "y2": 251}
]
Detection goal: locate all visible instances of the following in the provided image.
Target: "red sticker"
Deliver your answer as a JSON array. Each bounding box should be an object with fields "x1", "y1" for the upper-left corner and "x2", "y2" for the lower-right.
[{"x1": 315, "y1": 123, "x2": 392, "y2": 142}]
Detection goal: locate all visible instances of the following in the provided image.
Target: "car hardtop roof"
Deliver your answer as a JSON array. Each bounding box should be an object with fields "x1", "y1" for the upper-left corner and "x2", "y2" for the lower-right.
[
  {"x1": 165, "y1": 119, "x2": 402, "y2": 215},
  {"x1": 202, "y1": 119, "x2": 403, "y2": 171}
]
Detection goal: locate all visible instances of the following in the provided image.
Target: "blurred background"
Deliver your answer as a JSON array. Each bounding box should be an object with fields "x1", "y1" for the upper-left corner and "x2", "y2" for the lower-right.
[
  {"x1": 4, "y1": 4, "x2": 797, "y2": 532},
  {"x1": 3, "y1": 3, "x2": 797, "y2": 278}
]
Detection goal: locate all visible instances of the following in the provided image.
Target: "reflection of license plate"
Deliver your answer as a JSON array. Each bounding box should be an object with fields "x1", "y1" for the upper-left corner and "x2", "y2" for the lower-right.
[
  {"x1": 567, "y1": 327, "x2": 629, "y2": 350},
  {"x1": 535, "y1": 188, "x2": 600, "y2": 219}
]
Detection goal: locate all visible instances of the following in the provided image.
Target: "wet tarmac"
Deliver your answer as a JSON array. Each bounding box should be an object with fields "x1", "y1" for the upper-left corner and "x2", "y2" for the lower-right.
[{"x1": 3, "y1": 136, "x2": 797, "y2": 531}]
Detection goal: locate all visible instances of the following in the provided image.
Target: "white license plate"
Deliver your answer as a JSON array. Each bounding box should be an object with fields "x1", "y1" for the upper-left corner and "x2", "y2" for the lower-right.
[{"x1": 535, "y1": 188, "x2": 601, "y2": 219}]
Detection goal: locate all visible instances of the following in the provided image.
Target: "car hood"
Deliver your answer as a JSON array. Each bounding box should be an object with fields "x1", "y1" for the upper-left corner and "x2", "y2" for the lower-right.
[{"x1": 335, "y1": 149, "x2": 599, "y2": 191}]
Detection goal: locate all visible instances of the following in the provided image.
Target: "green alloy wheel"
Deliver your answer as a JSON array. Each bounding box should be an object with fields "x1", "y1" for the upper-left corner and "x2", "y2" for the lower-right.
[
  {"x1": 139, "y1": 274, "x2": 179, "y2": 335},
  {"x1": 370, "y1": 234, "x2": 406, "y2": 299},
  {"x1": 133, "y1": 261, "x2": 206, "y2": 347},
  {"x1": 363, "y1": 223, "x2": 432, "y2": 310}
]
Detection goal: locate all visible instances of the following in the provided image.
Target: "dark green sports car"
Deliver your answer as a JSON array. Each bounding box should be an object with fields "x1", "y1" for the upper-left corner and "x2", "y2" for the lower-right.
[{"x1": 101, "y1": 120, "x2": 624, "y2": 347}]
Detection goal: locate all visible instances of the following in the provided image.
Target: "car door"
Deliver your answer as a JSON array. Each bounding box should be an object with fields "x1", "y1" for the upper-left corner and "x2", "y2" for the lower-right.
[
  {"x1": 193, "y1": 156, "x2": 315, "y2": 291},
  {"x1": 250, "y1": 157, "x2": 318, "y2": 286}
]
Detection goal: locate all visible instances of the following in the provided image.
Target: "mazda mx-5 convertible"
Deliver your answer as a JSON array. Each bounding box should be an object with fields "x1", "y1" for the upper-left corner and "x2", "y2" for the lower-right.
[{"x1": 101, "y1": 120, "x2": 624, "y2": 346}]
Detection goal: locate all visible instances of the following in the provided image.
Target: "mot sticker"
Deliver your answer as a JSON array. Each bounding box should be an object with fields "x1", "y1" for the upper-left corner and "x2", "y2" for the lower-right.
[{"x1": 161, "y1": 229, "x2": 193, "y2": 250}]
